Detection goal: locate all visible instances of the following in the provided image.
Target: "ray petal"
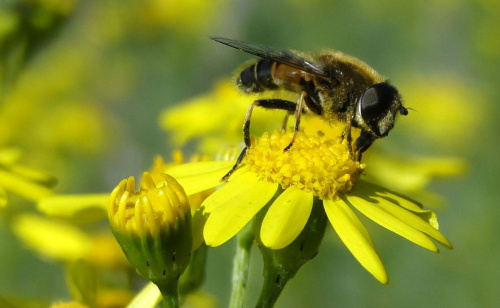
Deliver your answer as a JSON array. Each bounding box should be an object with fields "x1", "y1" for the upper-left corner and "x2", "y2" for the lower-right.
[
  {"x1": 167, "y1": 161, "x2": 235, "y2": 195},
  {"x1": 344, "y1": 194, "x2": 438, "y2": 252},
  {"x1": 261, "y1": 187, "x2": 313, "y2": 249},
  {"x1": 374, "y1": 197, "x2": 453, "y2": 249},
  {"x1": 203, "y1": 173, "x2": 278, "y2": 247},
  {"x1": 324, "y1": 198, "x2": 388, "y2": 284}
]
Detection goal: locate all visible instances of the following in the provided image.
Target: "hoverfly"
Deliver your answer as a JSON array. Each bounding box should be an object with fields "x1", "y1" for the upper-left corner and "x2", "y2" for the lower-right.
[{"x1": 211, "y1": 37, "x2": 408, "y2": 180}]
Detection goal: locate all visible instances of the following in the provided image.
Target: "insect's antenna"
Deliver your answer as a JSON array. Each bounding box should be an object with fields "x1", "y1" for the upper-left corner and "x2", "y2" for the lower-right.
[{"x1": 400, "y1": 106, "x2": 416, "y2": 115}]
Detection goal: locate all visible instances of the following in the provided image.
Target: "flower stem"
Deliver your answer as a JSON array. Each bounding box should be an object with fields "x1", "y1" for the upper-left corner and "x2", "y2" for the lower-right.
[
  {"x1": 156, "y1": 280, "x2": 180, "y2": 308},
  {"x1": 255, "y1": 265, "x2": 291, "y2": 308},
  {"x1": 229, "y1": 222, "x2": 255, "y2": 308}
]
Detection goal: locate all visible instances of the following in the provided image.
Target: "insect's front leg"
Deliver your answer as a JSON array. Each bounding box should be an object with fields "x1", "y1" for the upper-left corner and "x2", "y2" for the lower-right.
[
  {"x1": 354, "y1": 130, "x2": 376, "y2": 162},
  {"x1": 343, "y1": 112, "x2": 354, "y2": 159},
  {"x1": 221, "y1": 99, "x2": 297, "y2": 182}
]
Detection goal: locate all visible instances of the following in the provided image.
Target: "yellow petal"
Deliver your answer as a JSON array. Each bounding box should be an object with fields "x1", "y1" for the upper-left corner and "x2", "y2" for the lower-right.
[
  {"x1": 374, "y1": 197, "x2": 453, "y2": 249},
  {"x1": 126, "y1": 282, "x2": 161, "y2": 308},
  {"x1": 0, "y1": 169, "x2": 52, "y2": 201},
  {"x1": 261, "y1": 187, "x2": 313, "y2": 249},
  {"x1": 9, "y1": 164, "x2": 58, "y2": 187},
  {"x1": 203, "y1": 173, "x2": 278, "y2": 246},
  {"x1": 344, "y1": 195, "x2": 438, "y2": 252},
  {"x1": 354, "y1": 180, "x2": 424, "y2": 210},
  {"x1": 0, "y1": 148, "x2": 21, "y2": 165},
  {"x1": 324, "y1": 198, "x2": 388, "y2": 284},
  {"x1": 37, "y1": 194, "x2": 108, "y2": 221},
  {"x1": 354, "y1": 180, "x2": 452, "y2": 248},
  {"x1": 167, "y1": 161, "x2": 235, "y2": 195},
  {"x1": 13, "y1": 214, "x2": 91, "y2": 262},
  {"x1": 202, "y1": 171, "x2": 255, "y2": 213}
]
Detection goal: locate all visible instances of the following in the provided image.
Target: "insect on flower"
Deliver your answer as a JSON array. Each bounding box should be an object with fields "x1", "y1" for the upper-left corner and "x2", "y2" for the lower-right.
[{"x1": 211, "y1": 37, "x2": 409, "y2": 180}]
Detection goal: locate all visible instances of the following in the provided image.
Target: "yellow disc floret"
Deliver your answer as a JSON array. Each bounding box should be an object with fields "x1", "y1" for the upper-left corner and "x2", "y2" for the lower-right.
[{"x1": 244, "y1": 130, "x2": 364, "y2": 200}]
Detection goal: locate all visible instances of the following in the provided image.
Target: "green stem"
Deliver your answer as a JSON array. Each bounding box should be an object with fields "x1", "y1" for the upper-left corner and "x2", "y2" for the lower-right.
[
  {"x1": 256, "y1": 266, "x2": 291, "y2": 308},
  {"x1": 156, "y1": 280, "x2": 180, "y2": 308},
  {"x1": 229, "y1": 222, "x2": 255, "y2": 308}
]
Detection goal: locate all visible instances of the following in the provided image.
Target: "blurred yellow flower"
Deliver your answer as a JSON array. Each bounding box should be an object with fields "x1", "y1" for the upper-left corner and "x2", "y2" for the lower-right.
[
  {"x1": 49, "y1": 302, "x2": 90, "y2": 308},
  {"x1": 399, "y1": 76, "x2": 484, "y2": 149},
  {"x1": 12, "y1": 214, "x2": 129, "y2": 268},
  {"x1": 95, "y1": 289, "x2": 135, "y2": 308},
  {"x1": 168, "y1": 130, "x2": 452, "y2": 284},
  {"x1": 37, "y1": 194, "x2": 108, "y2": 222},
  {"x1": 0, "y1": 147, "x2": 54, "y2": 204},
  {"x1": 136, "y1": 0, "x2": 228, "y2": 35},
  {"x1": 160, "y1": 81, "x2": 298, "y2": 155},
  {"x1": 13, "y1": 214, "x2": 92, "y2": 262},
  {"x1": 363, "y1": 153, "x2": 466, "y2": 207},
  {"x1": 0, "y1": 52, "x2": 112, "y2": 157}
]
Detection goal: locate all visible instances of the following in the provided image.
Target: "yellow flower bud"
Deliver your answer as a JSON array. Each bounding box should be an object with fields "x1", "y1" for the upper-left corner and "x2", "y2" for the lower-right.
[{"x1": 108, "y1": 172, "x2": 192, "y2": 306}]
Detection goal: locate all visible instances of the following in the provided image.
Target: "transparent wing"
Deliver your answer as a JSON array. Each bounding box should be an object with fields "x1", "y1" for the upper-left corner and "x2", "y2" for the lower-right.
[{"x1": 211, "y1": 37, "x2": 328, "y2": 77}]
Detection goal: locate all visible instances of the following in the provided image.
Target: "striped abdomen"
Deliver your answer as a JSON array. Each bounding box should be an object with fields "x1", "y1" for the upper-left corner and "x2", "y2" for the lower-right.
[
  {"x1": 236, "y1": 59, "x2": 325, "y2": 115},
  {"x1": 237, "y1": 59, "x2": 306, "y2": 93}
]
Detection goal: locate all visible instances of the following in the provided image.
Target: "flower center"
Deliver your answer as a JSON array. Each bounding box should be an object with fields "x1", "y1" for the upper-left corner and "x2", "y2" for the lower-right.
[{"x1": 243, "y1": 130, "x2": 364, "y2": 200}]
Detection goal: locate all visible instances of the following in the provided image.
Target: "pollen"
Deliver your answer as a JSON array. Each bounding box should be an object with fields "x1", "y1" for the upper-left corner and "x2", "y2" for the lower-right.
[{"x1": 243, "y1": 130, "x2": 364, "y2": 200}]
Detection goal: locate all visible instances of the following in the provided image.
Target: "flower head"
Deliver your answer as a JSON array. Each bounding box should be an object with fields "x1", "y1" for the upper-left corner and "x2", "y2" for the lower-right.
[
  {"x1": 108, "y1": 172, "x2": 192, "y2": 286},
  {"x1": 244, "y1": 130, "x2": 363, "y2": 199},
  {"x1": 168, "y1": 130, "x2": 452, "y2": 284}
]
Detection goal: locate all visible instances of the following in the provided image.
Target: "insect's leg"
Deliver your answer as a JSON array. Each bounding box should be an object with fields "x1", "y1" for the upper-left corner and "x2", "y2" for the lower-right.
[
  {"x1": 354, "y1": 130, "x2": 376, "y2": 161},
  {"x1": 242, "y1": 102, "x2": 256, "y2": 147},
  {"x1": 221, "y1": 102, "x2": 257, "y2": 181},
  {"x1": 281, "y1": 113, "x2": 290, "y2": 132},
  {"x1": 253, "y1": 99, "x2": 296, "y2": 132},
  {"x1": 221, "y1": 147, "x2": 248, "y2": 182},
  {"x1": 246, "y1": 99, "x2": 297, "y2": 143},
  {"x1": 283, "y1": 91, "x2": 306, "y2": 152},
  {"x1": 343, "y1": 113, "x2": 354, "y2": 159},
  {"x1": 222, "y1": 99, "x2": 297, "y2": 181}
]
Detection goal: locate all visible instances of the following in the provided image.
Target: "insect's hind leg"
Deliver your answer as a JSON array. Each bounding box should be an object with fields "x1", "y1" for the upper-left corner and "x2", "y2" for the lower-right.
[{"x1": 221, "y1": 99, "x2": 297, "y2": 182}]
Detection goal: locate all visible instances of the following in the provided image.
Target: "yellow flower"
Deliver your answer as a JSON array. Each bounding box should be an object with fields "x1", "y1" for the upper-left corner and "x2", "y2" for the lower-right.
[
  {"x1": 363, "y1": 152, "x2": 466, "y2": 207},
  {"x1": 136, "y1": 0, "x2": 229, "y2": 35},
  {"x1": 0, "y1": 148, "x2": 55, "y2": 205},
  {"x1": 13, "y1": 214, "x2": 92, "y2": 262},
  {"x1": 108, "y1": 172, "x2": 192, "y2": 305},
  {"x1": 168, "y1": 130, "x2": 452, "y2": 284},
  {"x1": 49, "y1": 302, "x2": 90, "y2": 308},
  {"x1": 12, "y1": 214, "x2": 129, "y2": 268},
  {"x1": 399, "y1": 75, "x2": 483, "y2": 150}
]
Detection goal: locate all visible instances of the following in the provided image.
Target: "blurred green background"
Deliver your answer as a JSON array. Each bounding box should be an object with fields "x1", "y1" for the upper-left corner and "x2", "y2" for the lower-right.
[{"x1": 1, "y1": 0, "x2": 499, "y2": 307}]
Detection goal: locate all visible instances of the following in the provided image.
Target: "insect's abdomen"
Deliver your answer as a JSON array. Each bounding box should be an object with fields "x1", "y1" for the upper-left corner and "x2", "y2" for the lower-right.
[
  {"x1": 237, "y1": 59, "x2": 278, "y2": 93},
  {"x1": 237, "y1": 59, "x2": 305, "y2": 94}
]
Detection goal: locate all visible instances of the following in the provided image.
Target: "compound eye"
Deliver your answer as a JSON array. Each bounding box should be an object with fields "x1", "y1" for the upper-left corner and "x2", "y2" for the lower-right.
[
  {"x1": 359, "y1": 83, "x2": 400, "y2": 136},
  {"x1": 360, "y1": 86, "x2": 389, "y2": 120}
]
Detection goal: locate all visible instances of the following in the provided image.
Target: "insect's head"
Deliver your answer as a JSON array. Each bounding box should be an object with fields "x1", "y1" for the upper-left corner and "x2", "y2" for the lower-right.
[{"x1": 358, "y1": 82, "x2": 407, "y2": 138}]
